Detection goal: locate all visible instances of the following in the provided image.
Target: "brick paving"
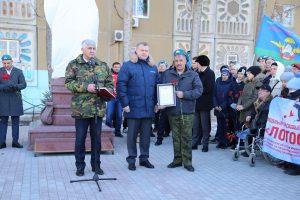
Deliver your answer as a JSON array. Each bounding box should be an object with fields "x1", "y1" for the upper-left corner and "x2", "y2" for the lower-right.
[{"x1": 0, "y1": 122, "x2": 299, "y2": 200}]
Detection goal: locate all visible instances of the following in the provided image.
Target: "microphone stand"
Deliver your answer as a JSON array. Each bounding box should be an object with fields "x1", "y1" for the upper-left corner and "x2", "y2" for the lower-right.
[{"x1": 70, "y1": 60, "x2": 116, "y2": 191}]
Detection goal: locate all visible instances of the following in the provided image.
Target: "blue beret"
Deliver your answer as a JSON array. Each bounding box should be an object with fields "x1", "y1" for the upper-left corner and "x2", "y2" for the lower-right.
[
  {"x1": 173, "y1": 49, "x2": 187, "y2": 57},
  {"x1": 1, "y1": 54, "x2": 12, "y2": 61}
]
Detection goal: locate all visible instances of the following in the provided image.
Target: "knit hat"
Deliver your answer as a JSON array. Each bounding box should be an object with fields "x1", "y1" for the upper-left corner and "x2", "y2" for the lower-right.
[
  {"x1": 286, "y1": 74, "x2": 300, "y2": 90},
  {"x1": 247, "y1": 66, "x2": 261, "y2": 77},
  {"x1": 221, "y1": 68, "x2": 230, "y2": 76},
  {"x1": 237, "y1": 66, "x2": 247, "y2": 76},
  {"x1": 219, "y1": 65, "x2": 229, "y2": 73},
  {"x1": 280, "y1": 72, "x2": 294, "y2": 82},
  {"x1": 1, "y1": 54, "x2": 12, "y2": 61}
]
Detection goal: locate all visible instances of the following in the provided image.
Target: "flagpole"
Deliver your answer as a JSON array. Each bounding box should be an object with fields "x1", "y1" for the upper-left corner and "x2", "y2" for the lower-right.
[{"x1": 252, "y1": 54, "x2": 256, "y2": 65}]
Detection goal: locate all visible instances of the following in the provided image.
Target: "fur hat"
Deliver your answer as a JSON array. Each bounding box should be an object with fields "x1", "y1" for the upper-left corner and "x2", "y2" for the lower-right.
[
  {"x1": 280, "y1": 72, "x2": 294, "y2": 82},
  {"x1": 286, "y1": 74, "x2": 300, "y2": 90},
  {"x1": 247, "y1": 66, "x2": 261, "y2": 77}
]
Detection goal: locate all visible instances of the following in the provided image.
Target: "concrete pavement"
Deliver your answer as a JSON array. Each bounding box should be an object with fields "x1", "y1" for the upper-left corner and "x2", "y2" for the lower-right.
[{"x1": 0, "y1": 124, "x2": 299, "y2": 200}]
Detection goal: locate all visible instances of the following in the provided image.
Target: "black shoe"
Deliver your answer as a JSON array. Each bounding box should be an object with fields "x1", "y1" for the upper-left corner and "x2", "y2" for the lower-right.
[
  {"x1": 210, "y1": 138, "x2": 218, "y2": 144},
  {"x1": 128, "y1": 163, "x2": 136, "y2": 171},
  {"x1": 153, "y1": 127, "x2": 158, "y2": 132},
  {"x1": 115, "y1": 133, "x2": 124, "y2": 138},
  {"x1": 202, "y1": 146, "x2": 208, "y2": 152},
  {"x1": 150, "y1": 133, "x2": 155, "y2": 137},
  {"x1": 140, "y1": 160, "x2": 154, "y2": 168},
  {"x1": 92, "y1": 167, "x2": 104, "y2": 175},
  {"x1": 184, "y1": 165, "x2": 195, "y2": 172},
  {"x1": 216, "y1": 143, "x2": 227, "y2": 149},
  {"x1": 122, "y1": 128, "x2": 128, "y2": 134},
  {"x1": 192, "y1": 145, "x2": 198, "y2": 150},
  {"x1": 0, "y1": 143, "x2": 6, "y2": 149},
  {"x1": 76, "y1": 168, "x2": 84, "y2": 176},
  {"x1": 163, "y1": 133, "x2": 170, "y2": 137},
  {"x1": 284, "y1": 168, "x2": 300, "y2": 176},
  {"x1": 12, "y1": 142, "x2": 23, "y2": 148},
  {"x1": 155, "y1": 140, "x2": 162, "y2": 146},
  {"x1": 167, "y1": 162, "x2": 182, "y2": 168}
]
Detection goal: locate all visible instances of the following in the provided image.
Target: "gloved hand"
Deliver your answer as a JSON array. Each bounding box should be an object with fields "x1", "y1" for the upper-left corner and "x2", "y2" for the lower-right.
[{"x1": 7, "y1": 81, "x2": 17, "y2": 90}]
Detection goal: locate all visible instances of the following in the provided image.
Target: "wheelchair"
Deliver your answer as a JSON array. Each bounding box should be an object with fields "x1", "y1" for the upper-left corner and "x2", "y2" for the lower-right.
[{"x1": 232, "y1": 126, "x2": 284, "y2": 167}]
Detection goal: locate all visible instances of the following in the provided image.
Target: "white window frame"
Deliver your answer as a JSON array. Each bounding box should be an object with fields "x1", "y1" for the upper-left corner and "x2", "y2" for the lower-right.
[
  {"x1": 133, "y1": 0, "x2": 150, "y2": 19},
  {"x1": 227, "y1": 54, "x2": 238, "y2": 65},
  {"x1": 0, "y1": 39, "x2": 20, "y2": 62},
  {"x1": 273, "y1": 4, "x2": 294, "y2": 29}
]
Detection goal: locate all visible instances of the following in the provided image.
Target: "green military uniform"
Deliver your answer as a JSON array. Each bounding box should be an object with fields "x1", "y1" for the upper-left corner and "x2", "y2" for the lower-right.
[
  {"x1": 169, "y1": 115, "x2": 194, "y2": 166},
  {"x1": 65, "y1": 54, "x2": 113, "y2": 118}
]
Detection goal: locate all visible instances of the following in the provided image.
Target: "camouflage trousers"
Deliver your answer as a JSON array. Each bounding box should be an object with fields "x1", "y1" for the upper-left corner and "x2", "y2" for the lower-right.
[{"x1": 168, "y1": 114, "x2": 194, "y2": 167}]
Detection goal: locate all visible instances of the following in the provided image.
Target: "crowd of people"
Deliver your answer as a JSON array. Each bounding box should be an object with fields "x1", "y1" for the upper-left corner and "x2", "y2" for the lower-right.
[
  {"x1": 108, "y1": 44, "x2": 300, "y2": 175},
  {"x1": 2, "y1": 39, "x2": 299, "y2": 177}
]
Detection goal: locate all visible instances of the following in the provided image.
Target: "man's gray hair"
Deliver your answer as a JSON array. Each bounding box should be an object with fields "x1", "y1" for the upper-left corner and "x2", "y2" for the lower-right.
[
  {"x1": 136, "y1": 42, "x2": 149, "y2": 48},
  {"x1": 81, "y1": 39, "x2": 96, "y2": 48}
]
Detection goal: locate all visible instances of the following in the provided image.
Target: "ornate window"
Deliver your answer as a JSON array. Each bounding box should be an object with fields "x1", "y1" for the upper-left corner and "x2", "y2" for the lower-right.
[
  {"x1": 272, "y1": 4, "x2": 294, "y2": 29},
  {"x1": 0, "y1": 39, "x2": 20, "y2": 62},
  {"x1": 133, "y1": 0, "x2": 149, "y2": 18}
]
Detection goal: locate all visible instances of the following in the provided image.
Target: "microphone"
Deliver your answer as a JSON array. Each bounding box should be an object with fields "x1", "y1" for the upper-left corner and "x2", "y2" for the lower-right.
[{"x1": 89, "y1": 57, "x2": 95, "y2": 67}]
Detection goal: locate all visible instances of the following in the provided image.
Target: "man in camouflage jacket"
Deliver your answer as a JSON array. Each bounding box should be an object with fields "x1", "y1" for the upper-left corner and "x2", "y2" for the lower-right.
[{"x1": 65, "y1": 39, "x2": 113, "y2": 176}]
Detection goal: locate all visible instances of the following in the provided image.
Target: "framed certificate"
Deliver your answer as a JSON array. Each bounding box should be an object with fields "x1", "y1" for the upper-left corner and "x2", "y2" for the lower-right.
[{"x1": 157, "y1": 83, "x2": 176, "y2": 107}]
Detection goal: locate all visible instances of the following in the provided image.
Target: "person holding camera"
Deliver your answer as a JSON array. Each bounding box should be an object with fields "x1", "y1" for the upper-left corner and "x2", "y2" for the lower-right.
[
  {"x1": 65, "y1": 39, "x2": 113, "y2": 176},
  {"x1": 117, "y1": 42, "x2": 159, "y2": 171}
]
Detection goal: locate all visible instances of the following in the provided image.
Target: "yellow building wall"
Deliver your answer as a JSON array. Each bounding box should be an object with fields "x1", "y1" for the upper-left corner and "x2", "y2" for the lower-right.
[{"x1": 36, "y1": 0, "x2": 300, "y2": 69}]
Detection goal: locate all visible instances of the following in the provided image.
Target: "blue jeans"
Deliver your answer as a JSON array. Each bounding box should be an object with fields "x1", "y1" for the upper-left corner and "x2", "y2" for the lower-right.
[
  {"x1": 105, "y1": 98, "x2": 122, "y2": 134},
  {"x1": 75, "y1": 117, "x2": 102, "y2": 170},
  {"x1": 0, "y1": 116, "x2": 20, "y2": 144}
]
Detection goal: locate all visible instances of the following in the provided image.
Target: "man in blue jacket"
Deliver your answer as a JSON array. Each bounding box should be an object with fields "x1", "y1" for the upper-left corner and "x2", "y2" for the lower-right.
[{"x1": 117, "y1": 42, "x2": 159, "y2": 171}]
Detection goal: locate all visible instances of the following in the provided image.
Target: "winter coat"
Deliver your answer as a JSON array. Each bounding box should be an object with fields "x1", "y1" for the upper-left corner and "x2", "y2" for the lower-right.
[
  {"x1": 117, "y1": 59, "x2": 159, "y2": 119},
  {"x1": 232, "y1": 79, "x2": 245, "y2": 103},
  {"x1": 237, "y1": 73, "x2": 264, "y2": 123},
  {"x1": 195, "y1": 67, "x2": 215, "y2": 111},
  {"x1": 250, "y1": 95, "x2": 273, "y2": 130},
  {"x1": 0, "y1": 67, "x2": 27, "y2": 116},
  {"x1": 213, "y1": 77, "x2": 235, "y2": 118},
  {"x1": 162, "y1": 67, "x2": 202, "y2": 116},
  {"x1": 65, "y1": 54, "x2": 114, "y2": 118}
]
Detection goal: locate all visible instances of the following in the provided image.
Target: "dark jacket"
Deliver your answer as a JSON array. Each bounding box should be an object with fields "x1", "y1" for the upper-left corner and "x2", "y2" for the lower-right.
[
  {"x1": 250, "y1": 95, "x2": 273, "y2": 130},
  {"x1": 213, "y1": 77, "x2": 235, "y2": 117},
  {"x1": 233, "y1": 79, "x2": 245, "y2": 103},
  {"x1": 0, "y1": 67, "x2": 27, "y2": 116},
  {"x1": 195, "y1": 67, "x2": 215, "y2": 111},
  {"x1": 162, "y1": 67, "x2": 203, "y2": 116},
  {"x1": 287, "y1": 89, "x2": 300, "y2": 100},
  {"x1": 117, "y1": 59, "x2": 159, "y2": 118}
]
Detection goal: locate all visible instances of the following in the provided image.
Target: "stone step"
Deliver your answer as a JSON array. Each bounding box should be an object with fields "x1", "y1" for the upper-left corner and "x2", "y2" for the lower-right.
[
  {"x1": 28, "y1": 122, "x2": 114, "y2": 154},
  {"x1": 34, "y1": 137, "x2": 114, "y2": 156}
]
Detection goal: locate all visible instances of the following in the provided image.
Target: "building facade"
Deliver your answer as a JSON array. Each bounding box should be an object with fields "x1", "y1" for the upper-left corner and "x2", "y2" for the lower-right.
[{"x1": 1, "y1": 0, "x2": 300, "y2": 108}]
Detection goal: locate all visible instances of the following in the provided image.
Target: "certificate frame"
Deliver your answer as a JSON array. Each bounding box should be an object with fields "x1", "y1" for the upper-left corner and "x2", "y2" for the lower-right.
[{"x1": 157, "y1": 83, "x2": 176, "y2": 107}]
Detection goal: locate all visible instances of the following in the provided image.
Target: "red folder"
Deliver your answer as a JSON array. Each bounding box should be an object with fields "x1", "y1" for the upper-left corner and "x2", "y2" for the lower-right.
[{"x1": 98, "y1": 87, "x2": 116, "y2": 99}]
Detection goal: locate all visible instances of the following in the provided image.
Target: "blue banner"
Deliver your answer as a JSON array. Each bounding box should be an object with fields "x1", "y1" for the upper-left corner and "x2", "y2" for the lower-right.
[{"x1": 255, "y1": 15, "x2": 300, "y2": 65}]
